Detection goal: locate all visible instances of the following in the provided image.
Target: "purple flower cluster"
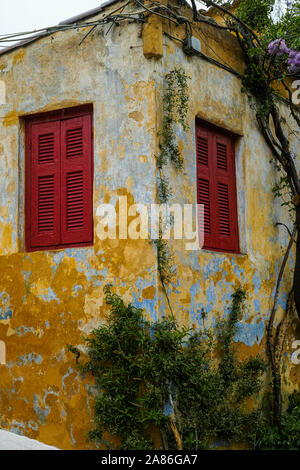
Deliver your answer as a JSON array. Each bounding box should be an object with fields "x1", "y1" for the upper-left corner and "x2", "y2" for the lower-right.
[
  {"x1": 267, "y1": 39, "x2": 290, "y2": 55},
  {"x1": 267, "y1": 38, "x2": 300, "y2": 74},
  {"x1": 288, "y1": 50, "x2": 300, "y2": 74}
]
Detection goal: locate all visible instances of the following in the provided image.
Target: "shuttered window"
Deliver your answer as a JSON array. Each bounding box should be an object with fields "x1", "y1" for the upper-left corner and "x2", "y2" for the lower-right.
[
  {"x1": 25, "y1": 106, "x2": 93, "y2": 251},
  {"x1": 196, "y1": 121, "x2": 239, "y2": 253}
]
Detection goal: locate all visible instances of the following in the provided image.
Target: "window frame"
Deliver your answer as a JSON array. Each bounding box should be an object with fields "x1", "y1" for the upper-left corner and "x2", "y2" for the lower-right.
[
  {"x1": 25, "y1": 104, "x2": 94, "y2": 252},
  {"x1": 195, "y1": 119, "x2": 240, "y2": 254}
]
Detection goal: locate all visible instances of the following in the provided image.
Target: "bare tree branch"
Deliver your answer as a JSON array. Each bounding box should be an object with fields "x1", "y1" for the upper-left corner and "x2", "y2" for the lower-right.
[
  {"x1": 267, "y1": 225, "x2": 297, "y2": 424},
  {"x1": 282, "y1": 80, "x2": 300, "y2": 129}
]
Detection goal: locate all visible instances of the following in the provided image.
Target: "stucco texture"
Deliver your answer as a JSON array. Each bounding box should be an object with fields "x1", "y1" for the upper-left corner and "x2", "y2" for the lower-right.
[{"x1": 0, "y1": 1, "x2": 299, "y2": 449}]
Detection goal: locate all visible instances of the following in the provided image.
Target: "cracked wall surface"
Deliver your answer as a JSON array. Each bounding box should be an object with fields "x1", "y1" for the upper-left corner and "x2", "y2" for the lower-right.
[{"x1": 0, "y1": 1, "x2": 299, "y2": 449}]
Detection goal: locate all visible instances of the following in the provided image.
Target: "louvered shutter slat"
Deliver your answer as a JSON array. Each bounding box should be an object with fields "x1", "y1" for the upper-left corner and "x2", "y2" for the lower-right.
[
  {"x1": 217, "y1": 182, "x2": 230, "y2": 236},
  {"x1": 61, "y1": 115, "x2": 93, "y2": 245},
  {"x1": 216, "y1": 142, "x2": 228, "y2": 171},
  {"x1": 197, "y1": 136, "x2": 209, "y2": 167},
  {"x1": 214, "y1": 135, "x2": 239, "y2": 252},
  {"x1": 197, "y1": 178, "x2": 211, "y2": 235},
  {"x1": 196, "y1": 127, "x2": 215, "y2": 247}
]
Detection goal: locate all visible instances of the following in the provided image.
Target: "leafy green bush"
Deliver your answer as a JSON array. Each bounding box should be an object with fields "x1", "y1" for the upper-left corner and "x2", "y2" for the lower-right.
[
  {"x1": 68, "y1": 286, "x2": 271, "y2": 450},
  {"x1": 256, "y1": 391, "x2": 300, "y2": 449}
]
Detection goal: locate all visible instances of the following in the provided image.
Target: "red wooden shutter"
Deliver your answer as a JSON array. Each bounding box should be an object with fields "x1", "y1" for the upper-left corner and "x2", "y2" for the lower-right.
[
  {"x1": 213, "y1": 133, "x2": 239, "y2": 252},
  {"x1": 196, "y1": 122, "x2": 239, "y2": 253},
  {"x1": 60, "y1": 115, "x2": 93, "y2": 245},
  {"x1": 29, "y1": 121, "x2": 61, "y2": 248}
]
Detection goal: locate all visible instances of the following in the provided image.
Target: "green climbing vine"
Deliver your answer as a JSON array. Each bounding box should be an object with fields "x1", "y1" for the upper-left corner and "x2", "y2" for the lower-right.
[
  {"x1": 154, "y1": 234, "x2": 176, "y2": 286},
  {"x1": 68, "y1": 286, "x2": 271, "y2": 450},
  {"x1": 156, "y1": 68, "x2": 190, "y2": 172},
  {"x1": 154, "y1": 68, "x2": 190, "y2": 307}
]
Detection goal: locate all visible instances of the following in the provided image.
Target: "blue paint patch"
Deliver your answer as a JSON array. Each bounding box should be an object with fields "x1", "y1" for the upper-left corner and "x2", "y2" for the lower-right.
[
  {"x1": 62, "y1": 367, "x2": 74, "y2": 391},
  {"x1": 253, "y1": 299, "x2": 261, "y2": 313},
  {"x1": 72, "y1": 284, "x2": 83, "y2": 296},
  {"x1": 0, "y1": 291, "x2": 12, "y2": 320},
  {"x1": 16, "y1": 353, "x2": 43, "y2": 367},
  {"x1": 27, "y1": 420, "x2": 39, "y2": 432},
  {"x1": 22, "y1": 270, "x2": 32, "y2": 283},
  {"x1": 51, "y1": 252, "x2": 67, "y2": 275},
  {"x1": 11, "y1": 377, "x2": 24, "y2": 394},
  {"x1": 206, "y1": 281, "x2": 216, "y2": 306},
  {"x1": 33, "y1": 394, "x2": 49, "y2": 424},
  {"x1": 39, "y1": 287, "x2": 60, "y2": 304},
  {"x1": 10, "y1": 421, "x2": 26, "y2": 437},
  {"x1": 69, "y1": 424, "x2": 76, "y2": 446},
  {"x1": 233, "y1": 263, "x2": 245, "y2": 280},
  {"x1": 189, "y1": 281, "x2": 204, "y2": 325},
  {"x1": 252, "y1": 272, "x2": 262, "y2": 295},
  {"x1": 15, "y1": 326, "x2": 36, "y2": 337},
  {"x1": 131, "y1": 275, "x2": 158, "y2": 322},
  {"x1": 235, "y1": 320, "x2": 265, "y2": 347},
  {"x1": 94, "y1": 268, "x2": 109, "y2": 285},
  {"x1": 277, "y1": 295, "x2": 287, "y2": 311},
  {"x1": 43, "y1": 388, "x2": 60, "y2": 406},
  {"x1": 201, "y1": 257, "x2": 225, "y2": 281},
  {"x1": 0, "y1": 310, "x2": 12, "y2": 320}
]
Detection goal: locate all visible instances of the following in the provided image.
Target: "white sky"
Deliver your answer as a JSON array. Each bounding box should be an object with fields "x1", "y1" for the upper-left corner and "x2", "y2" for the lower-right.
[
  {"x1": 0, "y1": 0, "x2": 285, "y2": 39},
  {"x1": 0, "y1": 0, "x2": 105, "y2": 36}
]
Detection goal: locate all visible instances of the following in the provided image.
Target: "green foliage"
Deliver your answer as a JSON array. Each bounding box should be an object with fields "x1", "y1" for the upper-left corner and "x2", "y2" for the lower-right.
[
  {"x1": 241, "y1": 61, "x2": 271, "y2": 103},
  {"x1": 157, "y1": 67, "x2": 190, "y2": 177},
  {"x1": 154, "y1": 68, "x2": 190, "y2": 289},
  {"x1": 157, "y1": 174, "x2": 173, "y2": 204},
  {"x1": 265, "y1": 0, "x2": 300, "y2": 50},
  {"x1": 154, "y1": 236, "x2": 176, "y2": 285},
  {"x1": 255, "y1": 391, "x2": 300, "y2": 449},
  {"x1": 239, "y1": 0, "x2": 300, "y2": 86},
  {"x1": 237, "y1": 0, "x2": 275, "y2": 31},
  {"x1": 163, "y1": 68, "x2": 190, "y2": 132},
  {"x1": 68, "y1": 286, "x2": 269, "y2": 450},
  {"x1": 272, "y1": 174, "x2": 295, "y2": 211}
]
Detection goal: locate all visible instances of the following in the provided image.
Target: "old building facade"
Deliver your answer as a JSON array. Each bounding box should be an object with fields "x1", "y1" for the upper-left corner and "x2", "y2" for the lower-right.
[{"x1": 0, "y1": 0, "x2": 298, "y2": 449}]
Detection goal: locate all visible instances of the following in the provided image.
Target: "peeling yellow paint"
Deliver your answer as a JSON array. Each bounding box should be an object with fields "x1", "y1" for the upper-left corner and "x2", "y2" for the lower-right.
[
  {"x1": 0, "y1": 223, "x2": 13, "y2": 253},
  {"x1": 142, "y1": 285, "x2": 156, "y2": 300},
  {"x1": 129, "y1": 111, "x2": 143, "y2": 122},
  {"x1": 3, "y1": 111, "x2": 19, "y2": 127},
  {"x1": 142, "y1": 14, "x2": 163, "y2": 59},
  {"x1": 12, "y1": 49, "x2": 26, "y2": 66},
  {"x1": 0, "y1": 0, "x2": 298, "y2": 450}
]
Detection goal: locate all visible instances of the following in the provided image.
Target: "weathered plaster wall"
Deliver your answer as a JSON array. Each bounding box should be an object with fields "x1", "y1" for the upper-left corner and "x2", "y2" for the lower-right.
[
  {"x1": 0, "y1": 7, "x2": 160, "y2": 448},
  {"x1": 146, "y1": 5, "x2": 299, "y2": 399},
  {"x1": 0, "y1": 2, "x2": 298, "y2": 449}
]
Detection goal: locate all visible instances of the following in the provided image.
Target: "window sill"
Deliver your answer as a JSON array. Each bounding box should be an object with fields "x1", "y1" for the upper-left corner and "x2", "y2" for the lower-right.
[
  {"x1": 200, "y1": 248, "x2": 248, "y2": 258},
  {"x1": 26, "y1": 241, "x2": 93, "y2": 253}
]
